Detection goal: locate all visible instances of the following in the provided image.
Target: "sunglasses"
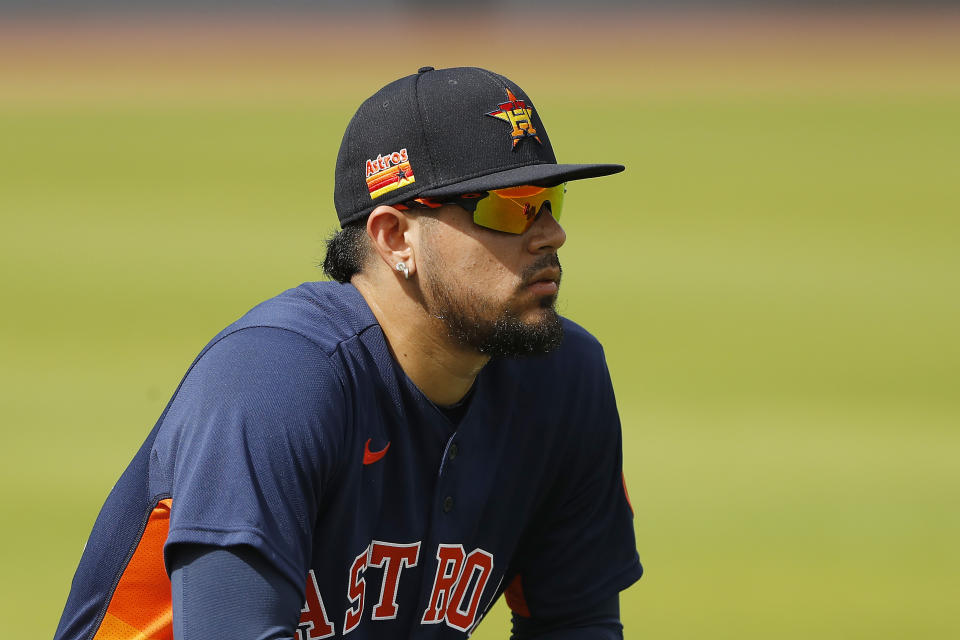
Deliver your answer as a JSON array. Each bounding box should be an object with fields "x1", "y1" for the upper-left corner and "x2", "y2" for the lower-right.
[{"x1": 397, "y1": 183, "x2": 565, "y2": 235}]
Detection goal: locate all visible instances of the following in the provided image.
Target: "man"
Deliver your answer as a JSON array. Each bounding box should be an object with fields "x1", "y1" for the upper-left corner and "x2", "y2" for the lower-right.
[{"x1": 55, "y1": 66, "x2": 642, "y2": 640}]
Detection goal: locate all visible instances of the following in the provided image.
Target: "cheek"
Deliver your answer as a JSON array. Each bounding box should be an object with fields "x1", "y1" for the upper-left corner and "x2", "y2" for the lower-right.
[
  {"x1": 462, "y1": 252, "x2": 519, "y2": 299},
  {"x1": 430, "y1": 236, "x2": 508, "y2": 287},
  {"x1": 422, "y1": 217, "x2": 525, "y2": 297}
]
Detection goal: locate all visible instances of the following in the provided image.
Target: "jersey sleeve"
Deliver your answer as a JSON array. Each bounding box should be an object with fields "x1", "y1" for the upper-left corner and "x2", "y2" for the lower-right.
[
  {"x1": 171, "y1": 545, "x2": 302, "y2": 640},
  {"x1": 159, "y1": 326, "x2": 347, "y2": 591},
  {"x1": 506, "y1": 344, "x2": 642, "y2": 619}
]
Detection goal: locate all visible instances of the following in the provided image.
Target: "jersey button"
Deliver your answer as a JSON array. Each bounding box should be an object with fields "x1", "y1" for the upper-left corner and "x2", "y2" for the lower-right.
[
  {"x1": 442, "y1": 496, "x2": 454, "y2": 513},
  {"x1": 448, "y1": 443, "x2": 459, "y2": 461}
]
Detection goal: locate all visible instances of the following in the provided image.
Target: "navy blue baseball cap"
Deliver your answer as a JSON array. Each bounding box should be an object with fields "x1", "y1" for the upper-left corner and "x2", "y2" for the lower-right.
[{"x1": 334, "y1": 66, "x2": 625, "y2": 227}]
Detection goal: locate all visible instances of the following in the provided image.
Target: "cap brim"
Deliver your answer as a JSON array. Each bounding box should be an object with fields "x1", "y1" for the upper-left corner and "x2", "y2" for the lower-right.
[{"x1": 419, "y1": 163, "x2": 624, "y2": 199}]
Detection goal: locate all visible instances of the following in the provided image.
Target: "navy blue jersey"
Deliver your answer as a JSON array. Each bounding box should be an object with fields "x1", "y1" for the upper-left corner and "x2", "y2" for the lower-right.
[{"x1": 55, "y1": 282, "x2": 642, "y2": 640}]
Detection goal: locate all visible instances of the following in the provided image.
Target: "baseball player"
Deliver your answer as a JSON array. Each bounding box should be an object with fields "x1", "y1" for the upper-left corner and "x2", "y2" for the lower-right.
[{"x1": 54, "y1": 66, "x2": 642, "y2": 640}]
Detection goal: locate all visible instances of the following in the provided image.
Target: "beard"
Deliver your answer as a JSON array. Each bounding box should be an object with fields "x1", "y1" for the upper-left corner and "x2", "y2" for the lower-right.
[{"x1": 424, "y1": 253, "x2": 565, "y2": 358}]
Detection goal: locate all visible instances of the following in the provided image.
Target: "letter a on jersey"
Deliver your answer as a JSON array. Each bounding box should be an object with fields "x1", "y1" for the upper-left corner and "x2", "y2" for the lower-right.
[{"x1": 298, "y1": 570, "x2": 335, "y2": 640}]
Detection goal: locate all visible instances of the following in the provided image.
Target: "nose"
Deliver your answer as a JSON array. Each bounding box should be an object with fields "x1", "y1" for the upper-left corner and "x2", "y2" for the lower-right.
[{"x1": 527, "y1": 206, "x2": 566, "y2": 253}]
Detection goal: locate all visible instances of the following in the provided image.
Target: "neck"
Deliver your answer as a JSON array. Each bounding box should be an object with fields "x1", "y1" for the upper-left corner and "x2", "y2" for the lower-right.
[{"x1": 352, "y1": 275, "x2": 488, "y2": 406}]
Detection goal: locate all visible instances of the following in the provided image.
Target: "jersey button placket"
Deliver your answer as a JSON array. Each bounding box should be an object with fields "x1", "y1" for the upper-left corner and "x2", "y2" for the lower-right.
[{"x1": 439, "y1": 438, "x2": 458, "y2": 515}]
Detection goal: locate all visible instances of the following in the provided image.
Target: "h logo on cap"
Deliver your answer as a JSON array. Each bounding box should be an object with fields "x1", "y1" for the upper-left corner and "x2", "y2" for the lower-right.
[{"x1": 487, "y1": 88, "x2": 541, "y2": 148}]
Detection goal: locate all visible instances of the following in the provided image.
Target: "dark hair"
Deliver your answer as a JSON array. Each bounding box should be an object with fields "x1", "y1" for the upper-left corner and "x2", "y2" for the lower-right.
[{"x1": 322, "y1": 222, "x2": 369, "y2": 283}]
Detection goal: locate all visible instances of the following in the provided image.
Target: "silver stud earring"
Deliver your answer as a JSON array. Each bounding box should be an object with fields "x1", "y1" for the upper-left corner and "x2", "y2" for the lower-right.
[{"x1": 395, "y1": 262, "x2": 410, "y2": 280}]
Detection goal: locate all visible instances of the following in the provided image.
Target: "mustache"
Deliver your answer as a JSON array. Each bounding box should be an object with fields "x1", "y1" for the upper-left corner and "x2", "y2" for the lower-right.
[{"x1": 520, "y1": 253, "x2": 562, "y2": 287}]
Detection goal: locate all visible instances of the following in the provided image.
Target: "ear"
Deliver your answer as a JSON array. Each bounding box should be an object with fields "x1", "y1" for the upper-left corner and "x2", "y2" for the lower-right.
[{"x1": 366, "y1": 205, "x2": 418, "y2": 279}]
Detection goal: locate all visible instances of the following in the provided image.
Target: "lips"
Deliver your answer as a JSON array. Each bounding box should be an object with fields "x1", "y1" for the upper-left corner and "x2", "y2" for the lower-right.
[
  {"x1": 524, "y1": 267, "x2": 561, "y2": 294},
  {"x1": 519, "y1": 254, "x2": 562, "y2": 297},
  {"x1": 527, "y1": 280, "x2": 559, "y2": 296}
]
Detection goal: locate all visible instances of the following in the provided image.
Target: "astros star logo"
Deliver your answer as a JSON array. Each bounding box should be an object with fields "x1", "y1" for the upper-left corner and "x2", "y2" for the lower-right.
[{"x1": 487, "y1": 88, "x2": 541, "y2": 149}]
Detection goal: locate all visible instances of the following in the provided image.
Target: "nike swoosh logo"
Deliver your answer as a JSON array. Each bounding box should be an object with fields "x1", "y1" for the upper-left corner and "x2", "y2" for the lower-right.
[{"x1": 363, "y1": 438, "x2": 391, "y2": 465}]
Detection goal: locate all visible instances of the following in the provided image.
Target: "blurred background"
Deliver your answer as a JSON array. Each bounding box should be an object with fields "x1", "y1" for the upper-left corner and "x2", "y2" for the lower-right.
[{"x1": 2, "y1": 1, "x2": 958, "y2": 638}]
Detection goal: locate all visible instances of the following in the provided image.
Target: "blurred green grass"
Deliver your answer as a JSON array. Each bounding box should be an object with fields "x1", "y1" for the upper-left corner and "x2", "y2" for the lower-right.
[{"x1": 2, "y1": 43, "x2": 959, "y2": 639}]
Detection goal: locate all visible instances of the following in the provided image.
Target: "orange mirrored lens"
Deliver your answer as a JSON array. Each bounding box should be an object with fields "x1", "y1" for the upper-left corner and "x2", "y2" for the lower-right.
[{"x1": 472, "y1": 184, "x2": 565, "y2": 234}]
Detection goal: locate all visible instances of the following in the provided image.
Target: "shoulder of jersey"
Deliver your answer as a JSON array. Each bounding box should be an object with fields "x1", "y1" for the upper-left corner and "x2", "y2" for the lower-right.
[
  {"x1": 560, "y1": 316, "x2": 602, "y2": 347},
  {"x1": 218, "y1": 282, "x2": 378, "y2": 356},
  {"x1": 556, "y1": 316, "x2": 606, "y2": 363}
]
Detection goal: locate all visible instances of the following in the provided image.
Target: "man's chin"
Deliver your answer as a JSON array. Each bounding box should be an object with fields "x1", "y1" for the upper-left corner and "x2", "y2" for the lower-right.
[
  {"x1": 515, "y1": 293, "x2": 559, "y2": 318},
  {"x1": 475, "y1": 304, "x2": 564, "y2": 358},
  {"x1": 517, "y1": 305, "x2": 556, "y2": 327}
]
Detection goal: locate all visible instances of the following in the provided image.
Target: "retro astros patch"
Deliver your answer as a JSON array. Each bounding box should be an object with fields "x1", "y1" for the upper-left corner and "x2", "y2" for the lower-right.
[
  {"x1": 487, "y1": 88, "x2": 541, "y2": 148},
  {"x1": 365, "y1": 148, "x2": 415, "y2": 199}
]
